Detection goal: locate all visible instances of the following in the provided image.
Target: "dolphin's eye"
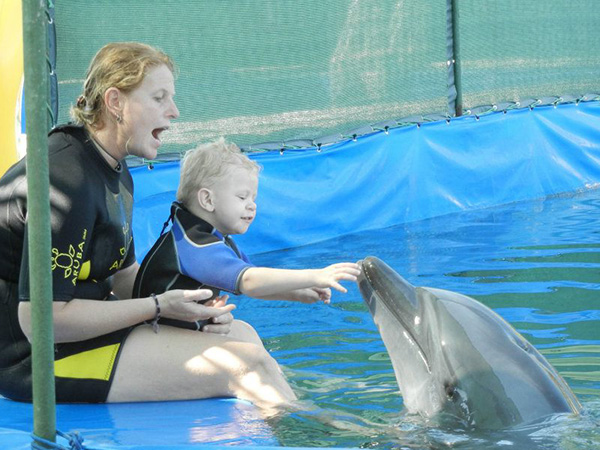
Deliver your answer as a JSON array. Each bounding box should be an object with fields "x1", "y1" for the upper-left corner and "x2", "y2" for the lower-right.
[{"x1": 444, "y1": 382, "x2": 456, "y2": 400}]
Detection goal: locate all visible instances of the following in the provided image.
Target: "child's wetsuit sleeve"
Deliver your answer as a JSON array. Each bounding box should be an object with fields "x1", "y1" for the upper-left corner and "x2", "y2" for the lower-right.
[{"x1": 172, "y1": 225, "x2": 253, "y2": 295}]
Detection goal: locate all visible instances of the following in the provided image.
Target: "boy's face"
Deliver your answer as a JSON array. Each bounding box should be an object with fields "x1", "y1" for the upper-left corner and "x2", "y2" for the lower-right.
[{"x1": 209, "y1": 166, "x2": 258, "y2": 235}]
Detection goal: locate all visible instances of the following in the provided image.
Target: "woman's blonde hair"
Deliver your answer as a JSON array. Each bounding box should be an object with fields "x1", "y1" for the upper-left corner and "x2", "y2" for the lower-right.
[
  {"x1": 70, "y1": 42, "x2": 175, "y2": 128},
  {"x1": 177, "y1": 138, "x2": 261, "y2": 208}
]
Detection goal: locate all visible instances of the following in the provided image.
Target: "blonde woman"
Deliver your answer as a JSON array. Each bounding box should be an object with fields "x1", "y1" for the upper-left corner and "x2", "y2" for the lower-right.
[{"x1": 0, "y1": 42, "x2": 295, "y2": 408}]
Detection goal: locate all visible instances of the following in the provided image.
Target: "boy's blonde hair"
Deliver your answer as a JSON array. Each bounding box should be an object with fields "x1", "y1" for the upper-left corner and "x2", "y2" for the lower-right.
[
  {"x1": 70, "y1": 42, "x2": 176, "y2": 129},
  {"x1": 177, "y1": 138, "x2": 260, "y2": 208}
]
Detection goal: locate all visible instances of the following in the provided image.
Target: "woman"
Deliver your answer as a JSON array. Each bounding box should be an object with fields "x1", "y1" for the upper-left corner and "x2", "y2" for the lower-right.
[{"x1": 0, "y1": 42, "x2": 296, "y2": 407}]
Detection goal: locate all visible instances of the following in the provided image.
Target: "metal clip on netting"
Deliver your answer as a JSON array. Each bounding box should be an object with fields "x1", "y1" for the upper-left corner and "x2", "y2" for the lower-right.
[
  {"x1": 32, "y1": 429, "x2": 99, "y2": 450},
  {"x1": 528, "y1": 99, "x2": 542, "y2": 110},
  {"x1": 339, "y1": 133, "x2": 358, "y2": 142},
  {"x1": 552, "y1": 97, "x2": 563, "y2": 108}
]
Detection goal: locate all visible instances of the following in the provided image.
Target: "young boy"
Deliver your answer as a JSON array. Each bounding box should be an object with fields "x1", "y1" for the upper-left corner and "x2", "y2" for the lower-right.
[{"x1": 133, "y1": 138, "x2": 360, "y2": 330}]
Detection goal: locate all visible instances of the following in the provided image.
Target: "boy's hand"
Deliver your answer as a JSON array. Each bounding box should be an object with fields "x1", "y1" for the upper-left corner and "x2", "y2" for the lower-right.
[
  {"x1": 314, "y1": 262, "x2": 361, "y2": 293},
  {"x1": 291, "y1": 287, "x2": 332, "y2": 304},
  {"x1": 204, "y1": 294, "x2": 230, "y2": 308}
]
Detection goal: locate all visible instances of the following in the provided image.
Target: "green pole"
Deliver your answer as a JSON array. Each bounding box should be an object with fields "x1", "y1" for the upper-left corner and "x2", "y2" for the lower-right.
[
  {"x1": 22, "y1": 0, "x2": 56, "y2": 448},
  {"x1": 450, "y1": 0, "x2": 463, "y2": 116}
]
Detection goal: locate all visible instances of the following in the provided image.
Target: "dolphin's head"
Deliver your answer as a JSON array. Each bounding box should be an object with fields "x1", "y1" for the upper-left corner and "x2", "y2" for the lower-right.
[
  {"x1": 357, "y1": 256, "x2": 581, "y2": 429},
  {"x1": 358, "y1": 257, "x2": 448, "y2": 418}
]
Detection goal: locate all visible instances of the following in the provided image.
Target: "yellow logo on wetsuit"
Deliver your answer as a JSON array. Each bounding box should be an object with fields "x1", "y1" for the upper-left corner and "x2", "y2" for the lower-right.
[
  {"x1": 51, "y1": 229, "x2": 87, "y2": 286},
  {"x1": 109, "y1": 221, "x2": 131, "y2": 271}
]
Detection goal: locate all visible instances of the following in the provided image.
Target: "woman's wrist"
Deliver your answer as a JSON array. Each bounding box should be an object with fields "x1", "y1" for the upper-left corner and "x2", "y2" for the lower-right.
[{"x1": 149, "y1": 293, "x2": 161, "y2": 333}]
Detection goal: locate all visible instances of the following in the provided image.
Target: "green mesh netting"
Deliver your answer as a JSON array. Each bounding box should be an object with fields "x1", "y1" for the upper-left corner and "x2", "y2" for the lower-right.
[
  {"x1": 53, "y1": 0, "x2": 600, "y2": 153},
  {"x1": 54, "y1": 0, "x2": 448, "y2": 152},
  {"x1": 456, "y1": 0, "x2": 600, "y2": 110}
]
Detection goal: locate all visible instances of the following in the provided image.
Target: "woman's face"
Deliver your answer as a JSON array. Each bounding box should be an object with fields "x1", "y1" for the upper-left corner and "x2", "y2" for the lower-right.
[{"x1": 119, "y1": 64, "x2": 179, "y2": 160}]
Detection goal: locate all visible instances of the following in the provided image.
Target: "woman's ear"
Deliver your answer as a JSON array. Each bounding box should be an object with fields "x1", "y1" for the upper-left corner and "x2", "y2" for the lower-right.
[
  {"x1": 104, "y1": 87, "x2": 124, "y2": 121},
  {"x1": 197, "y1": 188, "x2": 215, "y2": 212}
]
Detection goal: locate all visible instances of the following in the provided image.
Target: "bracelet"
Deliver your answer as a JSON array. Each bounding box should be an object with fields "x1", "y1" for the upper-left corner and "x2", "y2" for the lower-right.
[{"x1": 150, "y1": 293, "x2": 161, "y2": 334}]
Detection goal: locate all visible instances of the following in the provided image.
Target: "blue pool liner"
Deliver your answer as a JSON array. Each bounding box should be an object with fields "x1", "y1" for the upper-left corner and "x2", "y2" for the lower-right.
[{"x1": 132, "y1": 102, "x2": 600, "y2": 259}]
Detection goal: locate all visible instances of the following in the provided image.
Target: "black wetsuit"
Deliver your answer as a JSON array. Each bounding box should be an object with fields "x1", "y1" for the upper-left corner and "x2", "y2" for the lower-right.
[{"x1": 0, "y1": 124, "x2": 136, "y2": 402}]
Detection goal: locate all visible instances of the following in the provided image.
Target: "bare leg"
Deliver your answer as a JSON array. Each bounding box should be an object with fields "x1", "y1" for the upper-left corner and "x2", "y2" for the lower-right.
[
  {"x1": 107, "y1": 322, "x2": 297, "y2": 409},
  {"x1": 226, "y1": 319, "x2": 264, "y2": 345}
]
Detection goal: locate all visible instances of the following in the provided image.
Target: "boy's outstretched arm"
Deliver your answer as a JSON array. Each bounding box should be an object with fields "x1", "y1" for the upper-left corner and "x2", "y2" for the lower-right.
[
  {"x1": 261, "y1": 287, "x2": 333, "y2": 304},
  {"x1": 239, "y1": 262, "x2": 360, "y2": 300}
]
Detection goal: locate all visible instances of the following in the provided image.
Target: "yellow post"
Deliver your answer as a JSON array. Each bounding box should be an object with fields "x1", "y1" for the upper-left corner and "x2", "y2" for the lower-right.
[{"x1": 0, "y1": 0, "x2": 25, "y2": 176}]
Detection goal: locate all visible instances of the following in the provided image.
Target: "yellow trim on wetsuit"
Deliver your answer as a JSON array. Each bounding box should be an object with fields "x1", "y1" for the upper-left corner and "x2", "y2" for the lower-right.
[
  {"x1": 54, "y1": 343, "x2": 120, "y2": 381},
  {"x1": 79, "y1": 260, "x2": 91, "y2": 280}
]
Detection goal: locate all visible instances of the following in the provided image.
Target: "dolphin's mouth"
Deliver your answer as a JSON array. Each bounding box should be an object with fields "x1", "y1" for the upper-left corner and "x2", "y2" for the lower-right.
[{"x1": 358, "y1": 257, "x2": 432, "y2": 374}]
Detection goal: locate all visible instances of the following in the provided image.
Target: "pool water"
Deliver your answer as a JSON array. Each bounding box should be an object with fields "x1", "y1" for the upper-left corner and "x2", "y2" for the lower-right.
[
  {"x1": 2, "y1": 188, "x2": 598, "y2": 449},
  {"x1": 237, "y1": 187, "x2": 600, "y2": 449}
]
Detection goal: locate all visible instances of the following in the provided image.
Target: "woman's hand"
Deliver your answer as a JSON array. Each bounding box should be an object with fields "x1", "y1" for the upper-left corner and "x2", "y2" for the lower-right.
[
  {"x1": 202, "y1": 295, "x2": 234, "y2": 334},
  {"x1": 157, "y1": 290, "x2": 236, "y2": 331}
]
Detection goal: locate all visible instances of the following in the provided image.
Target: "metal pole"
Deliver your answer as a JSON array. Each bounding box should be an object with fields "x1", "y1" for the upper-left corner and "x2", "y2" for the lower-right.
[
  {"x1": 450, "y1": 0, "x2": 463, "y2": 116},
  {"x1": 22, "y1": 0, "x2": 56, "y2": 448}
]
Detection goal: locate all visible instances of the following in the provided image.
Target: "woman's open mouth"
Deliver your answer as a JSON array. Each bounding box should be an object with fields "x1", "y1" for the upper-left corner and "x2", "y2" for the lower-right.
[{"x1": 152, "y1": 126, "x2": 169, "y2": 143}]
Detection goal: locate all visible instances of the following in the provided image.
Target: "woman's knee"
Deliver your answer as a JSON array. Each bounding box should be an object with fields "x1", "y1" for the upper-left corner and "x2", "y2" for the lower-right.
[
  {"x1": 222, "y1": 338, "x2": 279, "y2": 374},
  {"x1": 228, "y1": 319, "x2": 263, "y2": 345}
]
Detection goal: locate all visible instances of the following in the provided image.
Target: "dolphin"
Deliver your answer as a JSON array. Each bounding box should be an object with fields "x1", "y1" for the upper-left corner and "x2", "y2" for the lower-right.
[{"x1": 357, "y1": 256, "x2": 581, "y2": 429}]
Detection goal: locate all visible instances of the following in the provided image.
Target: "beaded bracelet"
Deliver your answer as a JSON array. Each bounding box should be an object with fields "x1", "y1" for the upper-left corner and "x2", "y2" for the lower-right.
[{"x1": 150, "y1": 293, "x2": 161, "y2": 334}]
